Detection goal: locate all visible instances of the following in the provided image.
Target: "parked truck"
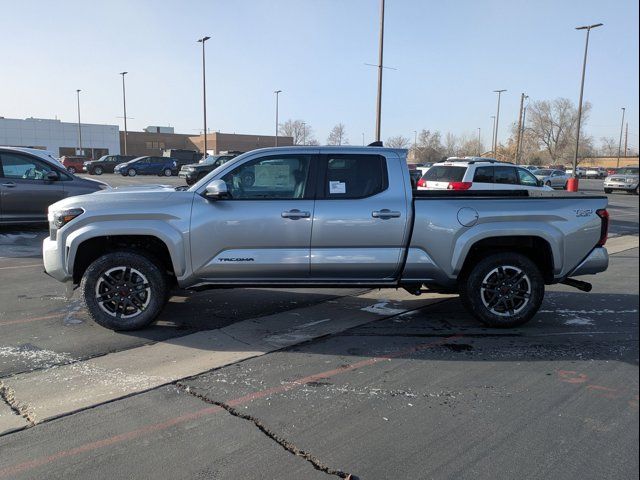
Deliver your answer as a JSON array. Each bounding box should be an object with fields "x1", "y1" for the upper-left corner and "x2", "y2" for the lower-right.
[{"x1": 43, "y1": 146, "x2": 610, "y2": 331}]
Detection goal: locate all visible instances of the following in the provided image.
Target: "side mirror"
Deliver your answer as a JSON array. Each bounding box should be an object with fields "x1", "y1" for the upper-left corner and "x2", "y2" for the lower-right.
[
  {"x1": 46, "y1": 171, "x2": 60, "y2": 181},
  {"x1": 204, "y1": 179, "x2": 229, "y2": 200}
]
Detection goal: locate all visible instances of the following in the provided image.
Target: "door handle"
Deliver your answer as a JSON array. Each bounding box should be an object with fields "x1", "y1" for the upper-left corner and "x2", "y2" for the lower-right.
[
  {"x1": 372, "y1": 209, "x2": 401, "y2": 219},
  {"x1": 281, "y1": 209, "x2": 311, "y2": 219},
  {"x1": 1, "y1": 182, "x2": 16, "y2": 188}
]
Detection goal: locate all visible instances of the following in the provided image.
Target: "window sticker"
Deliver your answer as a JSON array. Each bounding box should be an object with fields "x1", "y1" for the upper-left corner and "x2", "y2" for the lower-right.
[
  {"x1": 254, "y1": 164, "x2": 292, "y2": 188},
  {"x1": 329, "y1": 181, "x2": 346, "y2": 194}
]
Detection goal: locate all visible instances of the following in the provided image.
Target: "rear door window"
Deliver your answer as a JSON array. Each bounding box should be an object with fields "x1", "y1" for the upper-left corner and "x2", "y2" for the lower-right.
[
  {"x1": 423, "y1": 165, "x2": 466, "y2": 182},
  {"x1": 494, "y1": 166, "x2": 518, "y2": 185},
  {"x1": 473, "y1": 166, "x2": 494, "y2": 183},
  {"x1": 320, "y1": 154, "x2": 387, "y2": 199}
]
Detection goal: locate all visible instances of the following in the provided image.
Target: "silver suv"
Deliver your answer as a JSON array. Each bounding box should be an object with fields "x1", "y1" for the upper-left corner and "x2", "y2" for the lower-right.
[{"x1": 604, "y1": 167, "x2": 639, "y2": 195}]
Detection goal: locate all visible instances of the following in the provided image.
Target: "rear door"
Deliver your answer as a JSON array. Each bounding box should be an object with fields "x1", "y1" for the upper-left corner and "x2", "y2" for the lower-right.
[
  {"x1": 0, "y1": 151, "x2": 64, "y2": 222},
  {"x1": 310, "y1": 152, "x2": 409, "y2": 280}
]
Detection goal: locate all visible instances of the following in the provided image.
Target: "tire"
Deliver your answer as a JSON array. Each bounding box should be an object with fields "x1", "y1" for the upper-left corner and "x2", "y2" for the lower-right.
[
  {"x1": 635, "y1": 186, "x2": 639, "y2": 196},
  {"x1": 563, "y1": 182, "x2": 568, "y2": 190},
  {"x1": 67, "y1": 167, "x2": 76, "y2": 174},
  {"x1": 80, "y1": 251, "x2": 168, "y2": 331},
  {"x1": 604, "y1": 188, "x2": 613, "y2": 194},
  {"x1": 545, "y1": 181, "x2": 552, "y2": 188},
  {"x1": 163, "y1": 168, "x2": 173, "y2": 177},
  {"x1": 127, "y1": 168, "x2": 137, "y2": 177},
  {"x1": 459, "y1": 252, "x2": 545, "y2": 328},
  {"x1": 94, "y1": 166, "x2": 103, "y2": 175}
]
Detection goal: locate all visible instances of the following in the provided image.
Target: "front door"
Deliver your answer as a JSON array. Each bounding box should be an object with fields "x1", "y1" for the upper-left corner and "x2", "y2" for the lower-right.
[
  {"x1": 0, "y1": 152, "x2": 64, "y2": 222},
  {"x1": 310, "y1": 153, "x2": 409, "y2": 280},
  {"x1": 190, "y1": 152, "x2": 317, "y2": 281}
]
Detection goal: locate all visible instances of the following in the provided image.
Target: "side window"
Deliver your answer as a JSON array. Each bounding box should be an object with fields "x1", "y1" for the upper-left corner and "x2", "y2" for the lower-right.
[
  {"x1": 473, "y1": 166, "x2": 494, "y2": 183},
  {"x1": 221, "y1": 154, "x2": 312, "y2": 200},
  {"x1": 518, "y1": 168, "x2": 538, "y2": 186},
  {"x1": 322, "y1": 154, "x2": 387, "y2": 199},
  {"x1": 494, "y1": 166, "x2": 518, "y2": 185},
  {"x1": 0, "y1": 153, "x2": 53, "y2": 180}
]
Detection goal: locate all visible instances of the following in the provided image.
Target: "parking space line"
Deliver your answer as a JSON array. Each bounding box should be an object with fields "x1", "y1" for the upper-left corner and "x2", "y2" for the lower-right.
[
  {"x1": 0, "y1": 334, "x2": 459, "y2": 478},
  {"x1": 0, "y1": 264, "x2": 42, "y2": 271},
  {"x1": 0, "y1": 313, "x2": 63, "y2": 327}
]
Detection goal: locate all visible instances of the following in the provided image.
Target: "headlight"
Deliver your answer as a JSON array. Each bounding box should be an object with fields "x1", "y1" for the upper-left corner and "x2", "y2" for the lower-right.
[
  {"x1": 604, "y1": 177, "x2": 611, "y2": 182},
  {"x1": 627, "y1": 178, "x2": 636, "y2": 183},
  {"x1": 51, "y1": 208, "x2": 84, "y2": 229},
  {"x1": 186, "y1": 167, "x2": 195, "y2": 172}
]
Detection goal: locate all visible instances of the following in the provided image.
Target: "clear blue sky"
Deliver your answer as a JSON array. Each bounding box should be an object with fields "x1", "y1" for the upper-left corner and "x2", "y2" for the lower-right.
[{"x1": 1, "y1": 0, "x2": 638, "y2": 149}]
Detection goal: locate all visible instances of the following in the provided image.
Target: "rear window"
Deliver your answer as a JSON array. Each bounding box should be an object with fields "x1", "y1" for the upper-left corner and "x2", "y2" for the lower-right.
[
  {"x1": 423, "y1": 166, "x2": 465, "y2": 182},
  {"x1": 617, "y1": 168, "x2": 638, "y2": 175}
]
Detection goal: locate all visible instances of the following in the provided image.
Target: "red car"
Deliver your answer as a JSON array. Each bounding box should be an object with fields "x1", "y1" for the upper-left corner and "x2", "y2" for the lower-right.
[
  {"x1": 607, "y1": 167, "x2": 619, "y2": 176},
  {"x1": 60, "y1": 156, "x2": 89, "y2": 174}
]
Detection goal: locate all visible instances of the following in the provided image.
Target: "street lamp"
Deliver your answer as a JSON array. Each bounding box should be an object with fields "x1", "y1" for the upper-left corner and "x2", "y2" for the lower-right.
[
  {"x1": 490, "y1": 115, "x2": 496, "y2": 155},
  {"x1": 76, "y1": 89, "x2": 83, "y2": 157},
  {"x1": 492, "y1": 89, "x2": 506, "y2": 157},
  {"x1": 198, "y1": 36, "x2": 211, "y2": 159},
  {"x1": 617, "y1": 107, "x2": 626, "y2": 167},
  {"x1": 374, "y1": 0, "x2": 385, "y2": 142},
  {"x1": 274, "y1": 90, "x2": 282, "y2": 146},
  {"x1": 570, "y1": 23, "x2": 603, "y2": 191},
  {"x1": 515, "y1": 93, "x2": 528, "y2": 163},
  {"x1": 119, "y1": 72, "x2": 128, "y2": 155}
]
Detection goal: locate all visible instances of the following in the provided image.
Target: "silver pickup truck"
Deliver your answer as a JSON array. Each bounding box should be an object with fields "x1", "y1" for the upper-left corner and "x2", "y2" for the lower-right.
[{"x1": 43, "y1": 146, "x2": 610, "y2": 331}]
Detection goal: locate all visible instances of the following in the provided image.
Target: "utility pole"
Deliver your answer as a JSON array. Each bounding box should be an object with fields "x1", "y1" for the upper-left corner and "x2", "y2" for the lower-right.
[
  {"x1": 624, "y1": 122, "x2": 628, "y2": 159},
  {"x1": 570, "y1": 23, "x2": 603, "y2": 191},
  {"x1": 374, "y1": 0, "x2": 385, "y2": 142},
  {"x1": 514, "y1": 93, "x2": 527, "y2": 164},
  {"x1": 477, "y1": 128, "x2": 481, "y2": 156},
  {"x1": 490, "y1": 115, "x2": 496, "y2": 154},
  {"x1": 519, "y1": 105, "x2": 528, "y2": 162},
  {"x1": 492, "y1": 89, "x2": 506, "y2": 158},
  {"x1": 198, "y1": 36, "x2": 211, "y2": 159},
  {"x1": 617, "y1": 107, "x2": 626, "y2": 167},
  {"x1": 274, "y1": 90, "x2": 282, "y2": 146},
  {"x1": 76, "y1": 89, "x2": 83, "y2": 157},
  {"x1": 119, "y1": 72, "x2": 128, "y2": 155}
]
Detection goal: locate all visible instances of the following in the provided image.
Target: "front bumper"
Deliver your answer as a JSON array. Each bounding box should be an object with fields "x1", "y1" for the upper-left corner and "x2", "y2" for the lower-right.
[
  {"x1": 568, "y1": 247, "x2": 609, "y2": 277},
  {"x1": 43, "y1": 235, "x2": 72, "y2": 282},
  {"x1": 604, "y1": 181, "x2": 638, "y2": 190}
]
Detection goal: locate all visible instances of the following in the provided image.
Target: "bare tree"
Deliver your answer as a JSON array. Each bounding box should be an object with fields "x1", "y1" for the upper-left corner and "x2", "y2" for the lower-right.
[
  {"x1": 327, "y1": 123, "x2": 348, "y2": 145},
  {"x1": 527, "y1": 98, "x2": 592, "y2": 163},
  {"x1": 444, "y1": 132, "x2": 459, "y2": 157},
  {"x1": 411, "y1": 129, "x2": 445, "y2": 163},
  {"x1": 386, "y1": 135, "x2": 411, "y2": 148},
  {"x1": 599, "y1": 136, "x2": 617, "y2": 156},
  {"x1": 278, "y1": 119, "x2": 316, "y2": 145}
]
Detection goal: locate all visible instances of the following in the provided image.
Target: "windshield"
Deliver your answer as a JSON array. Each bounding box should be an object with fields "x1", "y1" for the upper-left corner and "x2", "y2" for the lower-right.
[
  {"x1": 96, "y1": 155, "x2": 109, "y2": 162},
  {"x1": 617, "y1": 168, "x2": 639, "y2": 175},
  {"x1": 423, "y1": 166, "x2": 466, "y2": 182},
  {"x1": 200, "y1": 155, "x2": 225, "y2": 165},
  {"x1": 534, "y1": 169, "x2": 552, "y2": 175}
]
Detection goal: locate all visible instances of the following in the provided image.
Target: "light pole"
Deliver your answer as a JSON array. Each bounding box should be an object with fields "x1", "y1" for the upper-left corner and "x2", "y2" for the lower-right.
[
  {"x1": 119, "y1": 72, "x2": 128, "y2": 155},
  {"x1": 374, "y1": 0, "x2": 385, "y2": 142},
  {"x1": 492, "y1": 89, "x2": 506, "y2": 158},
  {"x1": 519, "y1": 104, "x2": 528, "y2": 162},
  {"x1": 515, "y1": 93, "x2": 528, "y2": 163},
  {"x1": 570, "y1": 23, "x2": 603, "y2": 191},
  {"x1": 616, "y1": 107, "x2": 626, "y2": 167},
  {"x1": 274, "y1": 90, "x2": 282, "y2": 146},
  {"x1": 477, "y1": 128, "x2": 481, "y2": 156},
  {"x1": 490, "y1": 115, "x2": 496, "y2": 154},
  {"x1": 76, "y1": 89, "x2": 83, "y2": 157},
  {"x1": 198, "y1": 36, "x2": 211, "y2": 159}
]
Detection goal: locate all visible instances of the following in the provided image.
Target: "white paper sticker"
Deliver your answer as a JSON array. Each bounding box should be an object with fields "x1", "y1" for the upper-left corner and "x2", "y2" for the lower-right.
[{"x1": 329, "y1": 181, "x2": 346, "y2": 194}]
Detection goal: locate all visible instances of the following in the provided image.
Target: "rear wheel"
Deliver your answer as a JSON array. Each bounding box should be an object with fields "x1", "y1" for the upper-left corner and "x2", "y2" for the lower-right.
[
  {"x1": 80, "y1": 252, "x2": 168, "y2": 331},
  {"x1": 163, "y1": 168, "x2": 173, "y2": 177},
  {"x1": 94, "y1": 166, "x2": 103, "y2": 175},
  {"x1": 67, "y1": 167, "x2": 77, "y2": 174},
  {"x1": 459, "y1": 252, "x2": 544, "y2": 328},
  {"x1": 127, "y1": 168, "x2": 137, "y2": 177}
]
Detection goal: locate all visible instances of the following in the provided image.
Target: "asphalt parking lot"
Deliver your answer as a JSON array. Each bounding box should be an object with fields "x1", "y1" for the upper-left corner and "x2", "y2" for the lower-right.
[{"x1": 0, "y1": 174, "x2": 638, "y2": 479}]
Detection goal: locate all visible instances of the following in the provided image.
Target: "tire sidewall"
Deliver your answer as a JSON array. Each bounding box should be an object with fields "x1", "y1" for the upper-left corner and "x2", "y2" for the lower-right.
[
  {"x1": 460, "y1": 253, "x2": 544, "y2": 328},
  {"x1": 94, "y1": 166, "x2": 103, "y2": 175},
  {"x1": 128, "y1": 168, "x2": 137, "y2": 177},
  {"x1": 164, "y1": 168, "x2": 172, "y2": 177},
  {"x1": 80, "y1": 252, "x2": 167, "y2": 331}
]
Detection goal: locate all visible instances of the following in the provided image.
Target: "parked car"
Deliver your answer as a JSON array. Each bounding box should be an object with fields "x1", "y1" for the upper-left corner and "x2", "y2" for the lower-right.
[
  {"x1": 417, "y1": 158, "x2": 550, "y2": 191},
  {"x1": 585, "y1": 167, "x2": 607, "y2": 179},
  {"x1": 43, "y1": 146, "x2": 610, "y2": 331},
  {"x1": 179, "y1": 153, "x2": 240, "y2": 185},
  {"x1": 83, "y1": 155, "x2": 136, "y2": 175},
  {"x1": 0, "y1": 146, "x2": 108, "y2": 224},
  {"x1": 603, "y1": 167, "x2": 639, "y2": 195},
  {"x1": 531, "y1": 169, "x2": 570, "y2": 189},
  {"x1": 548, "y1": 164, "x2": 567, "y2": 172},
  {"x1": 60, "y1": 156, "x2": 90, "y2": 174},
  {"x1": 162, "y1": 149, "x2": 201, "y2": 163},
  {"x1": 113, "y1": 156, "x2": 178, "y2": 177},
  {"x1": 606, "y1": 167, "x2": 620, "y2": 176},
  {"x1": 565, "y1": 167, "x2": 586, "y2": 178}
]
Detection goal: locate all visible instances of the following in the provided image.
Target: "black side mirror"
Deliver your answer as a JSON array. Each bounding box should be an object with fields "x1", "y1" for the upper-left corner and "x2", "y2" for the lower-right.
[{"x1": 46, "y1": 171, "x2": 60, "y2": 181}]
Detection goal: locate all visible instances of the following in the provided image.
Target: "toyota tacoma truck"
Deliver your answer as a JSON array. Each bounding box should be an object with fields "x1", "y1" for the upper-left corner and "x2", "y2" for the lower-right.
[{"x1": 43, "y1": 146, "x2": 610, "y2": 331}]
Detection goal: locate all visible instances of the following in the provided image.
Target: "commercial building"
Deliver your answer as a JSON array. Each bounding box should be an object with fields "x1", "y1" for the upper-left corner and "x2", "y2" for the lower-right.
[
  {"x1": 0, "y1": 117, "x2": 120, "y2": 158},
  {"x1": 120, "y1": 129, "x2": 198, "y2": 157},
  {"x1": 188, "y1": 132, "x2": 294, "y2": 154}
]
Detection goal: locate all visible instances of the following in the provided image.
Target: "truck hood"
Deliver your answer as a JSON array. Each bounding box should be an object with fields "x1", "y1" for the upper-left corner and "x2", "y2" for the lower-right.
[{"x1": 49, "y1": 185, "x2": 186, "y2": 212}]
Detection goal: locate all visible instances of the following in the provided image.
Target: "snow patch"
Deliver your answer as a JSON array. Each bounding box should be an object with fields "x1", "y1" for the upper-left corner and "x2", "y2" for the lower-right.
[{"x1": 361, "y1": 302, "x2": 405, "y2": 316}]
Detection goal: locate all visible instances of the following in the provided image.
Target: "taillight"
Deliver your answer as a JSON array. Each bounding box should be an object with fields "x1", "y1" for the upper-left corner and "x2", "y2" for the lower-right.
[
  {"x1": 596, "y1": 209, "x2": 609, "y2": 246},
  {"x1": 417, "y1": 178, "x2": 426, "y2": 188},
  {"x1": 447, "y1": 182, "x2": 473, "y2": 190}
]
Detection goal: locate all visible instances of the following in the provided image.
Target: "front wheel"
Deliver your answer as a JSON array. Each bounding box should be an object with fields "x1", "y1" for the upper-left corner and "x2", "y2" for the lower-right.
[
  {"x1": 459, "y1": 252, "x2": 545, "y2": 328},
  {"x1": 127, "y1": 168, "x2": 137, "y2": 177},
  {"x1": 67, "y1": 167, "x2": 77, "y2": 174},
  {"x1": 80, "y1": 252, "x2": 168, "y2": 330},
  {"x1": 94, "y1": 166, "x2": 103, "y2": 175},
  {"x1": 163, "y1": 168, "x2": 173, "y2": 177}
]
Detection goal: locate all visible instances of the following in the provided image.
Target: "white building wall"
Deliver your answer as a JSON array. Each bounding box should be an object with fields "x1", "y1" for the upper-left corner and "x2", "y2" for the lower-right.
[{"x1": 0, "y1": 117, "x2": 120, "y2": 156}]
